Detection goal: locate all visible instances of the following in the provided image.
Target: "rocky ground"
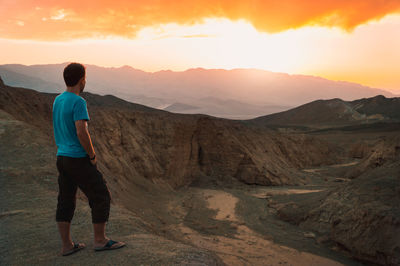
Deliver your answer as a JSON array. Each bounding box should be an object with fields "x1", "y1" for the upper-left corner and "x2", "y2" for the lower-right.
[
  {"x1": 1, "y1": 80, "x2": 399, "y2": 265},
  {"x1": 0, "y1": 109, "x2": 359, "y2": 265},
  {"x1": 0, "y1": 110, "x2": 223, "y2": 265}
]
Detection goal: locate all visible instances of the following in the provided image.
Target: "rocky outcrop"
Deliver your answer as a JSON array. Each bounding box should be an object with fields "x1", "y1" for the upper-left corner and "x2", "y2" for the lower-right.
[
  {"x1": 275, "y1": 137, "x2": 400, "y2": 265},
  {"x1": 348, "y1": 142, "x2": 371, "y2": 159},
  {"x1": 0, "y1": 84, "x2": 341, "y2": 191},
  {"x1": 345, "y1": 137, "x2": 400, "y2": 179},
  {"x1": 87, "y1": 104, "x2": 339, "y2": 188},
  {"x1": 303, "y1": 165, "x2": 399, "y2": 265}
]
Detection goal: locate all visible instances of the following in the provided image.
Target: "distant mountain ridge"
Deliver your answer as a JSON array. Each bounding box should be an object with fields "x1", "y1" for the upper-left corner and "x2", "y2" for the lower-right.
[
  {"x1": 0, "y1": 67, "x2": 61, "y2": 93},
  {"x1": 0, "y1": 63, "x2": 395, "y2": 119},
  {"x1": 250, "y1": 95, "x2": 400, "y2": 127}
]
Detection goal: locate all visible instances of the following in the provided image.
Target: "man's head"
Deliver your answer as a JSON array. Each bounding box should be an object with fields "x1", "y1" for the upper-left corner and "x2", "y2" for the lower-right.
[{"x1": 63, "y1": 63, "x2": 86, "y2": 93}]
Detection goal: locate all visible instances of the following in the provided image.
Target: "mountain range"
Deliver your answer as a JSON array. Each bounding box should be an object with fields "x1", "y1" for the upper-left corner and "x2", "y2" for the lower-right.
[
  {"x1": 0, "y1": 63, "x2": 395, "y2": 119},
  {"x1": 250, "y1": 95, "x2": 400, "y2": 128}
]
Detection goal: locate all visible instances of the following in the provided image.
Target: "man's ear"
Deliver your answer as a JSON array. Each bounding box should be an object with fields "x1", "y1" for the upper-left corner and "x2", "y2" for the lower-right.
[{"x1": 79, "y1": 76, "x2": 86, "y2": 92}]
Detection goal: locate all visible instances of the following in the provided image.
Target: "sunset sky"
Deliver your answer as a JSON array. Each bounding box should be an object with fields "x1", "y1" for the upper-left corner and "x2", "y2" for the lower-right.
[{"x1": 0, "y1": 0, "x2": 399, "y2": 93}]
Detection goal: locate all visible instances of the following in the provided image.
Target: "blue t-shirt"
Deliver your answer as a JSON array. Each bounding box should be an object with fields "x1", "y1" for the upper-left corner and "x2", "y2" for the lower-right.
[{"x1": 52, "y1": 91, "x2": 90, "y2": 157}]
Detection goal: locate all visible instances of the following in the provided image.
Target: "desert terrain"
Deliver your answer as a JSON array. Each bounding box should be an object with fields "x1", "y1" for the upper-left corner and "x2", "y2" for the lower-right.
[{"x1": 0, "y1": 75, "x2": 399, "y2": 265}]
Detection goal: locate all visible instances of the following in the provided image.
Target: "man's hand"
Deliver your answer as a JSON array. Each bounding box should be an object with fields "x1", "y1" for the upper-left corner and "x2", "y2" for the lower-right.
[
  {"x1": 75, "y1": 120, "x2": 97, "y2": 164},
  {"x1": 90, "y1": 156, "x2": 97, "y2": 166}
]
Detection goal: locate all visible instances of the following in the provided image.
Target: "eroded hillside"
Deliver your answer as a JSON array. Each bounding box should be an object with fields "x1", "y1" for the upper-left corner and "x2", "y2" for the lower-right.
[{"x1": 0, "y1": 81, "x2": 341, "y2": 192}]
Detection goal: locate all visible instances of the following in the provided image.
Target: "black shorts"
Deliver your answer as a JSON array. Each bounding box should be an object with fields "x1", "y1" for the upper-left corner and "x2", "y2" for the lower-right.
[{"x1": 56, "y1": 155, "x2": 111, "y2": 223}]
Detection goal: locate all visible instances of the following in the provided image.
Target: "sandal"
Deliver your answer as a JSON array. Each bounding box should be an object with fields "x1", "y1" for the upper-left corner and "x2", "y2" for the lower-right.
[
  {"x1": 94, "y1": 239, "x2": 126, "y2": 251},
  {"x1": 62, "y1": 242, "x2": 85, "y2": 256}
]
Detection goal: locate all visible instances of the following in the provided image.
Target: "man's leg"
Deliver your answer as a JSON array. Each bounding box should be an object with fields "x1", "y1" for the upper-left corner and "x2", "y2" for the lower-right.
[
  {"x1": 93, "y1": 222, "x2": 108, "y2": 246},
  {"x1": 56, "y1": 156, "x2": 85, "y2": 254},
  {"x1": 57, "y1": 222, "x2": 73, "y2": 250},
  {"x1": 76, "y1": 157, "x2": 125, "y2": 249}
]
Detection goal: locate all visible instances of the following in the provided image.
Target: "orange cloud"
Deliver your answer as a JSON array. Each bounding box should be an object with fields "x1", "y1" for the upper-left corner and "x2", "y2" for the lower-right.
[{"x1": 1, "y1": 0, "x2": 400, "y2": 41}]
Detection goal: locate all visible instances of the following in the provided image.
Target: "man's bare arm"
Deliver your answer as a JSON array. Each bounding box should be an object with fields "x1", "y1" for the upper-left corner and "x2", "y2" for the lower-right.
[{"x1": 75, "y1": 120, "x2": 97, "y2": 164}]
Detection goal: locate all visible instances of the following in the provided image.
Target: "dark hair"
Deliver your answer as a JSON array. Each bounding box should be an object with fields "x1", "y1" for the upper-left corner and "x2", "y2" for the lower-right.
[{"x1": 63, "y1": 62, "x2": 86, "y2": 87}]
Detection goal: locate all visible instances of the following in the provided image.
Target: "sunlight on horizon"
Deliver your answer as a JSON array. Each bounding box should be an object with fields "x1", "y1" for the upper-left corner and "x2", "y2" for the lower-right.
[{"x1": 0, "y1": 15, "x2": 399, "y2": 93}]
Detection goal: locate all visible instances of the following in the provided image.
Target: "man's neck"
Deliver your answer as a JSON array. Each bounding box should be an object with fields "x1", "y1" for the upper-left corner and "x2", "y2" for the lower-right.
[{"x1": 66, "y1": 87, "x2": 80, "y2": 95}]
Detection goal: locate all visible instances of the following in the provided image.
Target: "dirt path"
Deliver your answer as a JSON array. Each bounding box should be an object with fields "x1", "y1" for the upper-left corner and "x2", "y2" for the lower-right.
[
  {"x1": 166, "y1": 188, "x2": 357, "y2": 266},
  {"x1": 303, "y1": 160, "x2": 359, "y2": 173},
  {"x1": 249, "y1": 188, "x2": 324, "y2": 198}
]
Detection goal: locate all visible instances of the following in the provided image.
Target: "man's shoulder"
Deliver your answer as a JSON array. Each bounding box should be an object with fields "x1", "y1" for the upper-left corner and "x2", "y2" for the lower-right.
[
  {"x1": 53, "y1": 92, "x2": 66, "y2": 106},
  {"x1": 75, "y1": 95, "x2": 87, "y2": 107},
  {"x1": 54, "y1": 91, "x2": 65, "y2": 100},
  {"x1": 77, "y1": 95, "x2": 86, "y2": 102},
  {"x1": 70, "y1": 92, "x2": 87, "y2": 103},
  {"x1": 54, "y1": 92, "x2": 86, "y2": 103}
]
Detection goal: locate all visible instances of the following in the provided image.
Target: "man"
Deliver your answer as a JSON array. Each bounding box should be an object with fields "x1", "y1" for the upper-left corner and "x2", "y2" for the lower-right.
[{"x1": 53, "y1": 62, "x2": 125, "y2": 256}]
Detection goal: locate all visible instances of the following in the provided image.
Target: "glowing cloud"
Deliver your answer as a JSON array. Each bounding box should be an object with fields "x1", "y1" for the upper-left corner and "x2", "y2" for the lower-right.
[{"x1": 1, "y1": 0, "x2": 400, "y2": 40}]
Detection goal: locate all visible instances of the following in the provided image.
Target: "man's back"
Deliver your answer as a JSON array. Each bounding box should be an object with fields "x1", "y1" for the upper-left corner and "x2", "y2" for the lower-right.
[{"x1": 53, "y1": 91, "x2": 90, "y2": 158}]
